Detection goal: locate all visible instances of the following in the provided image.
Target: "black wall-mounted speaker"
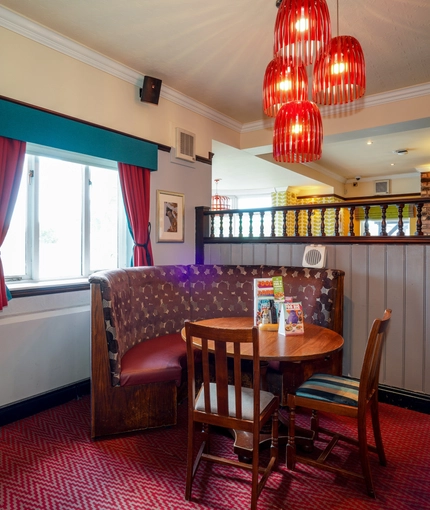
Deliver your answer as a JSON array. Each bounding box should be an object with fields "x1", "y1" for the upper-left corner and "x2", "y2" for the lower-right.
[{"x1": 140, "y1": 76, "x2": 162, "y2": 104}]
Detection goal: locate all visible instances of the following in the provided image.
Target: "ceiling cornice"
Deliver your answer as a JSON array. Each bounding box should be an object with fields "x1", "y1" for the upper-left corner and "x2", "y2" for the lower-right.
[
  {"x1": 0, "y1": 5, "x2": 243, "y2": 132},
  {"x1": 1, "y1": 5, "x2": 429, "y2": 136}
]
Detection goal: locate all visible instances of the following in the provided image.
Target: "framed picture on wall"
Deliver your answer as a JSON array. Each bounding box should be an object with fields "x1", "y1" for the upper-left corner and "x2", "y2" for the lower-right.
[{"x1": 156, "y1": 190, "x2": 185, "y2": 242}]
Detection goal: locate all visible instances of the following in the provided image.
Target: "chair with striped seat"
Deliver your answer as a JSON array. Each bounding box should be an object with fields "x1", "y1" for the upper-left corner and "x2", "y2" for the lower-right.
[{"x1": 286, "y1": 309, "x2": 391, "y2": 498}]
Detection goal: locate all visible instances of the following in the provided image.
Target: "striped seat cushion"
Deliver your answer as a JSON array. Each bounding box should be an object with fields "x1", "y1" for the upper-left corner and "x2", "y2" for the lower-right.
[{"x1": 296, "y1": 374, "x2": 360, "y2": 407}]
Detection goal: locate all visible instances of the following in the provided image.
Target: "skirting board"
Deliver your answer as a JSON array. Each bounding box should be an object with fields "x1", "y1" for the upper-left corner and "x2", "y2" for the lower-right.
[
  {"x1": 0, "y1": 379, "x2": 90, "y2": 427},
  {"x1": 0, "y1": 379, "x2": 428, "y2": 427}
]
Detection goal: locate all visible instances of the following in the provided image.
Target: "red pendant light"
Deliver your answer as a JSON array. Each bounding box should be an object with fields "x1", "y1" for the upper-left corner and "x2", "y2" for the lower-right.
[
  {"x1": 312, "y1": 36, "x2": 365, "y2": 104},
  {"x1": 211, "y1": 179, "x2": 231, "y2": 211},
  {"x1": 263, "y1": 56, "x2": 308, "y2": 117},
  {"x1": 273, "y1": 100, "x2": 323, "y2": 163},
  {"x1": 312, "y1": 0, "x2": 365, "y2": 105},
  {"x1": 274, "y1": 0, "x2": 331, "y2": 66}
]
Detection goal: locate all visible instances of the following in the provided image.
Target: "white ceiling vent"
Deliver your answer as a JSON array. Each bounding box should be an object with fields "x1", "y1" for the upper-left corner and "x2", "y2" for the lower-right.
[
  {"x1": 375, "y1": 179, "x2": 390, "y2": 195},
  {"x1": 175, "y1": 128, "x2": 195, "y2": 162},
  {"x1": 302, "y1": 245, "x2": 327, "y2": 269}
]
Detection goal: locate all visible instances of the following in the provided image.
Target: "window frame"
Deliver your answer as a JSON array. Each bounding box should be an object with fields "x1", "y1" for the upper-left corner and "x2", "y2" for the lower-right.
[{"x1": 5, "y1": 143, "x2": 131, "y2": 292}]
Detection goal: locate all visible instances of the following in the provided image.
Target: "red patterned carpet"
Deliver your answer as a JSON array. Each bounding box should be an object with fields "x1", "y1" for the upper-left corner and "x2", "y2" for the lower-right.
[{"x1": 0, "y1": 395, "x2": 429, "y2": 509}]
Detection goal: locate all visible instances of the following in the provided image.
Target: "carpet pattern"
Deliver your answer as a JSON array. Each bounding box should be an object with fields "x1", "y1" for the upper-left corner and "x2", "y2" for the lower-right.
[{"x1": 0, "y1": 396, "x2": 429, "y2": 509}]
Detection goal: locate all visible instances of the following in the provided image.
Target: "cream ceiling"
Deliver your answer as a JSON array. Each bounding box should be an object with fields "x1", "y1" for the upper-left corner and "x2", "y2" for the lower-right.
[{"x1": 1, "y1": 0, "x2": 430, "y2": 193}]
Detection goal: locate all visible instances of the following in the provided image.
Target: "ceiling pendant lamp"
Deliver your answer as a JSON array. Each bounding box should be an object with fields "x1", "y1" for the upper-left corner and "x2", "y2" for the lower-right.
[
  {"x1": 273, "y1": 100, "x2": 323, "y2": 163},
  {"x1": 263, "y1": 56, "x2": 308, "y2": 117},
  {"x1": 312, "y1": 1, "x2": 365, "y2": 105},
  {"x1": 274, "y1": 0, "x2": 331, "y2": 66},
  {"x1": 211, "y1": 179, "x2": 231, "y2": 211}
]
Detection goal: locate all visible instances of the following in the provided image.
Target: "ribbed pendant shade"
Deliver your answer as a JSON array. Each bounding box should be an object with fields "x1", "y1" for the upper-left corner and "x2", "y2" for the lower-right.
[
  {"x1": 273, "y1": 100, "x2": 323, "y2": 163},
  {"x1": 263, "y1": 56, "x2": 308, "y2": 117},
  {"x1": 274, "y1": 0, "x2": 331, "y2": 66},
  {"x1": 312, "y1": 35, "x2": 366, "y2": 105}
]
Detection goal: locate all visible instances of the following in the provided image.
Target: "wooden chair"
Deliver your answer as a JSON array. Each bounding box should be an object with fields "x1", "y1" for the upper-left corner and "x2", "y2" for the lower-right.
[
  {"x1": 185, "y1": 321, "x2": 279, "y2": 510},
  {"x1": 287, "y1": 309, "x2": 391, "y2": 498}
]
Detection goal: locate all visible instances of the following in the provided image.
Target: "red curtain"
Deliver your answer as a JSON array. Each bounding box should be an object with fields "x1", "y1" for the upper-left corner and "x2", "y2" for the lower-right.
[
  {"x1": 0, "y1": 137, "x2": 26, "y2": 310},
  {"x1": 118, "y1": 163, "x2": 153, "y2": 266}
]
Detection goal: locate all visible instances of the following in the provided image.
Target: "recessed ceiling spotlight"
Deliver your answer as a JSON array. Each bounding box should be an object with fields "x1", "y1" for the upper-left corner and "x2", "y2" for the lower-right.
[
  {"x1": 367, "y1": 141, "x2": 373, "y2": 145},
  {"x1": 393, "y1": 149, "x2": 408, "y2": 155},
  {"x1": 391, "y1": 163, "x2": 395, "y2": 166}
]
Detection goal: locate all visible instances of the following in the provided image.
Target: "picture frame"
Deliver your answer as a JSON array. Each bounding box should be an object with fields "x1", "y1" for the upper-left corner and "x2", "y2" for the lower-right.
[{"x1": 156, "y1": 190, "x2": 185, "y2": 242}]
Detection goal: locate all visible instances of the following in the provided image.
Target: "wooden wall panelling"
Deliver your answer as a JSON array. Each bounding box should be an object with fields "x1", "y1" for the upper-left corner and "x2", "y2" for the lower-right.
[
  {"x1": 203, "y1": 242, "x2": 429, "y2": 395},
  {"x1": 350, "y1": 245, "x2": 370, "y2": 378},
  {"x1": 404, "y1": 245, "x2": 425, "y2": 392},
  {"x1": 292, "y1": 244, "x2": 305, "y2": 266},
  {"x1": 334, "y1": 245, "x2": 353, "y2": 376},
  {"x1": 266, "y1": 244, "x2": 279, "y2": 266},
  {"x1": 368, "y1": 244, "x2": 388, "y2": 384},
  {"x1": 279, "y1": 244, "x2": 293, "y2": 266},
  {"x1": 242, "y1": 244, "x2": 255, "y2": 265},
  {"x1": 425, "y1": 247, "x2": 430, "y2": 395},
  {"x1": 386, "y1": 245, "x2": 406, "y2": 389},
  {"x1": 254, "y1": 243, "x2": 267, "y2": 264},
  {"x1": 231, "y1": 244, "x2": 242, "y2": 265}
]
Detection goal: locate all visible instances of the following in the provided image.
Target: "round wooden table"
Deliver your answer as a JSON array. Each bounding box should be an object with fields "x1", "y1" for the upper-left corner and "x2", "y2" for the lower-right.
[
  {"x1": 183, "y1": 316, "x2": 344, "y2": 458},
  {"x1": 185, "y1": 316, "x2": 344, "y2": 363}
]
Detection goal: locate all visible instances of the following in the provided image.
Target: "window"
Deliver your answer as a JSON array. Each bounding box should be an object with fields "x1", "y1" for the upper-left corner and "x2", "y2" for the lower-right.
[
  {"x1": 360, "y1": 219, "x2": 410, "y2": 236},
  {"x1": 3, "y1": 144, "x2": 131, "y2": 283}
]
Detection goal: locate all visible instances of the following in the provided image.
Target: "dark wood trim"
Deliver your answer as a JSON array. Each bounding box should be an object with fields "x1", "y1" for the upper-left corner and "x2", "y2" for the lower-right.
[
  {"x1": 342, "y1": 193, "x2": 421, "y2": 202},
  {"x1": 196, "y1": 153, "x2": 213, "y2": 165},
  {"x1": 0, "y1": 379, "x2": 90, "y2": 427},
  {"x1": 379, "y1": 384, "x2": 430, "y2": 414},
  {"x1": 9, "y1": 282, "x2": 90, "y2": 299},
  {"x1": 297, "y1": 193, "x2": 345, "y2": 200},
  {"x1": 296, "y1": 193, "x2": 421, "y2": 201}
]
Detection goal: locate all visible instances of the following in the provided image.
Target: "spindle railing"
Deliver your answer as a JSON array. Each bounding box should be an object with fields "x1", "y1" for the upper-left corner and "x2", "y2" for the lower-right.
[{"x1": 195, "y1": 197, "x2": 430, "y2": 263}]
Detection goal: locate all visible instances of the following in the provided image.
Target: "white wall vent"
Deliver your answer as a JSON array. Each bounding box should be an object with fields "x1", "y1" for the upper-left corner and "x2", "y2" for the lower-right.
[
  {"x1": 175, "y1": 128, "x2": 195, "y2": 162},
  {"x1": 375, "y1": 179, "x2": 390, "y2": 194},
  {"x1": 302, "y1": 245, "x2": 327, "y2": 269}
]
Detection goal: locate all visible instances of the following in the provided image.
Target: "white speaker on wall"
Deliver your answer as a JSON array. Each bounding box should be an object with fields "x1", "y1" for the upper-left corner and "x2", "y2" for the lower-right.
[{"x1": 302, "y1": 245, "x2": 327, "y2": 268}]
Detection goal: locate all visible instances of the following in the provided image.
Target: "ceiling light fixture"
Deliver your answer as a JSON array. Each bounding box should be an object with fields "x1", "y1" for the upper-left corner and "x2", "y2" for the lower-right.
[
  {"x1": 211, "y1": 179, "x2": 231, "y2": 211},
  {"x1": 273, "y1": 0, "x2": 331, "y2": 66},
  {"x1": 265, "y1": 0, "x2": 365, "y2": 162},
  {"x1": 273, "y1": 100, "x2": 323, "y2": 162},
  {"x1": 312, "y1": 0, "x2": 365, "y2": 105},
  {"x1": 263, "y1": 56, "x2": 308, "y2": 117}
]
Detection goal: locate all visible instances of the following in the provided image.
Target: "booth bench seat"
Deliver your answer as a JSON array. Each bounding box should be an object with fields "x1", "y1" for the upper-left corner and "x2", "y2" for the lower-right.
[{"x1": 89, "y1": 264, "x2": 344, "y2": 438}]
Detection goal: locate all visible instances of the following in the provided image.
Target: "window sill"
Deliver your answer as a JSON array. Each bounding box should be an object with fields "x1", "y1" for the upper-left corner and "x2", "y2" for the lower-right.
[{"x1": 8, "y1": 278, "x2": 90, "y2": 298}]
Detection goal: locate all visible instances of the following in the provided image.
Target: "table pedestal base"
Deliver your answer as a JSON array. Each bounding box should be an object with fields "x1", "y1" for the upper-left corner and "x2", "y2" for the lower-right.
[{"x1": 232, "y1": 417, "x2": 315, "y2": 461}]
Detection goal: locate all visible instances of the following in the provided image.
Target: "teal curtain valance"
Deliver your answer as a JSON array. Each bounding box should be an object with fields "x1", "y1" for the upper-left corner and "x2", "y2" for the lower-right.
[{"x1": 0, "y1": 98, "x2": 157, "y2": 171}]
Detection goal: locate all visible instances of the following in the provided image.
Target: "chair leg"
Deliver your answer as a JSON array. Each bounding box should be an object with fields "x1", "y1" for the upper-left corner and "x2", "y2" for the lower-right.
[
  {"x1": 185, "y1": 414, "x2": 195, "y2": 500},
  {"x1": 271, "y1": 410, "x2": 279, "y2": 465},
  {"x1": 370, "y1": 398, "x2": 386, "y2": 466},
  {"x1": 357, "y1": 411, "x2": 375, "y2": 498},
  {"x1": 287, "y1": 395, "x2": 296, "y2": 470},
  {"x1": 251, "y1": 423, "x2": 260, "y2": 510},
  {"x1": 311, "y1": 409, "x2": 319, "y2": 439}
]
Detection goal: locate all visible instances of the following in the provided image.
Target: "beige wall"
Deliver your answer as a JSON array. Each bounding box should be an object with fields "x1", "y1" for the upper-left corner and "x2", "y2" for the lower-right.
[{"x1": 0, "y1": 27, "x2": 240, "y2": 159}]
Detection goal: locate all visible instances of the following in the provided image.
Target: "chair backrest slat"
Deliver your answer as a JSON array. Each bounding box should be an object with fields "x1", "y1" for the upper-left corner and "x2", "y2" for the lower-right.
[
  {"x1": 214, "y1": 340, "x2": 229, "y2": 416},
  {"x1": 233, "y1": 342, "x2": 243, "y2": 419},
  {"x1": 201, "y1": 337, "x2": 211, "y2": 413},
  {"x1": 359, "y1": 309, "x2": 391, "y2": 407}
]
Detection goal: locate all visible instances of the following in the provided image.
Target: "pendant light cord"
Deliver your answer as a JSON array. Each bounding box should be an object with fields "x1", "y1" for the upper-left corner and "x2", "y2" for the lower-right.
[{"x1": 336, "y1": 0, "x2": 339, "y2": 37}]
